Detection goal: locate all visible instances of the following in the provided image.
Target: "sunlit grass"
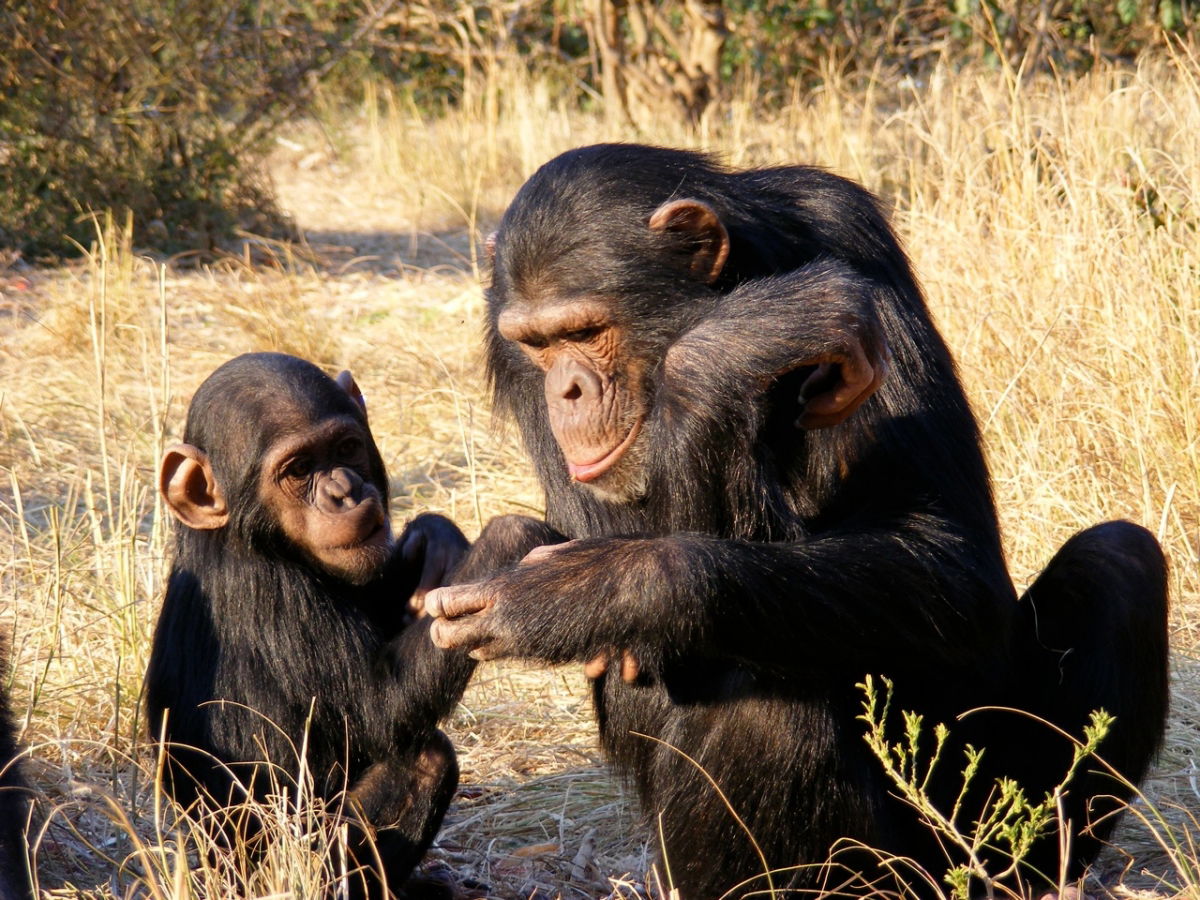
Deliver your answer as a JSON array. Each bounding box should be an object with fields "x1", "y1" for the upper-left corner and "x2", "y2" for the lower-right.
[{"x1": 1, "y1": 44, "x2": 1197, "y2": 897}]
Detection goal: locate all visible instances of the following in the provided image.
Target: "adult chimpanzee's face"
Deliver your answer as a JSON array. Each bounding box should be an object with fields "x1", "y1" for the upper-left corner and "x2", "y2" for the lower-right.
[
  {"x1": 497, "y1": 298, "x2": 650, "y2": 500},
  {"x1": 491, "y1": 196, "x2": 732, "y2": 503},
  {"x1": 257, "y1": 411, "x2": 391, "y2": 585}
]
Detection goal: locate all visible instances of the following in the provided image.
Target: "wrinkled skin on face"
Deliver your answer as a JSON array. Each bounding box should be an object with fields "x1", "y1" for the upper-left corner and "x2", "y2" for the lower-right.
[
  {"x1": 258, "y1": 415, "x2": 391, "y2": 584},
  {"x1": 497, "y1": 298, "x2": 649, "y2": 495}
]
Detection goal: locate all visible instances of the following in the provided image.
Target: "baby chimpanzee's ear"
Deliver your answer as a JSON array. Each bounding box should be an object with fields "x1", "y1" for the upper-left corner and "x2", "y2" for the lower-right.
[
  {"x1": 336, "y1": 370, "x2": 367, "y2": 418},
  {"x1": 160, "y1": 444, "x2": 229, "y2": 530}
]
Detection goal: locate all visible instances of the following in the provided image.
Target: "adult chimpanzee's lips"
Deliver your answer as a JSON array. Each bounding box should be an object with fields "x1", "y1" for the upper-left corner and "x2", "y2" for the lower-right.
[{"x1": 567, "y1": 418, "x2": 642, "y2": 483}]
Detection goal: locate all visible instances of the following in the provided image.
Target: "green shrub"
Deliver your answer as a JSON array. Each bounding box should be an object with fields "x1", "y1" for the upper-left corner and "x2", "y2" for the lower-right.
[
  {"x1": 858, "y1": 675, "x2": 1115, "y2": 899},
  {"x1": 0, "y1": 0, "x2": 392, "y2": 257}
]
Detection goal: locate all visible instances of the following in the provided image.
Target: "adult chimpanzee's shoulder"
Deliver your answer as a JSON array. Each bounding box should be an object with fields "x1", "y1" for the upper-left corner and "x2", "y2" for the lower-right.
[{"x1": 728, "y1": 165, "x2": 913, "y2": 281}]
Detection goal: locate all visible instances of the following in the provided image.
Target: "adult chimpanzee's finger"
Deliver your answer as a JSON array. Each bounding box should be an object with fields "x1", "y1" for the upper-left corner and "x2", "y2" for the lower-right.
[
  {"x1": 429, "y1": 612, "x2": 495, "y2": 653},
  {"x1": 468, "y1": 643, "x2": 505, "y2": 661},
  {"x1": 424, "y1": 584, "x2": 493, "y2": 620},
  {"x1": 427, "y1": 585, "x2": 453, "y2": 619},
  {"x1": 424, "y1": 586, "x2": 444, "y2": 618},
  {"x1": 520, "y1": 540, "x2": 577, "y2": 565},
  {"x1": 583, "y1": 650, "x2": 641, "y2": 682},
  {"x1": 583, "y1": 653, "x2": 610, "y2": 679},
  {"x1": 620, "y1": 651, "x2": 640, "y2": 682}
]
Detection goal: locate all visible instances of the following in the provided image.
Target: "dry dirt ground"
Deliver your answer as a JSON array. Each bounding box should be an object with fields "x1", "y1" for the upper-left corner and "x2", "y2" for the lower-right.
[{"x1": 2, "y1": 71, "x2": 1198, "y2": 897}]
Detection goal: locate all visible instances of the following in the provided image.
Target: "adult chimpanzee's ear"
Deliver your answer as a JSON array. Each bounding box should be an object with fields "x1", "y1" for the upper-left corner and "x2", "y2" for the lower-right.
[
  {"x1": 796, "y1": 341, "x2": 890, "y2": 429},
  {"x1": 160, "y1": 444, "x2": 229, "y2": 530},
  {"x1": 336, "y1": 370, "x2": 367, "y2": 417},
  {"x1": 648, "y1": 198, "x2": 730, "y2": 284},
  {"x1": 484, "y1": 231, "x2": 498, "y2": 260}
]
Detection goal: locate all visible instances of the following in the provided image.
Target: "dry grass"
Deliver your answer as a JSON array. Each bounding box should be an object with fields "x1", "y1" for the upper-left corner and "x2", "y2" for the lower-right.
[{"x1": 1, "y1": 44, "x2": 1198, "y2": 899}]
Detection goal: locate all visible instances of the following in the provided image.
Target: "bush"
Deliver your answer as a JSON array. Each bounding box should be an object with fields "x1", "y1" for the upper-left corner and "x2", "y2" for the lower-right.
[
  {"x1": 355, "y1": 2, "x2": 1196, "y2": 114},
  {"x1": 0, "y1": 0, "x2": 395, "y2": 258}
]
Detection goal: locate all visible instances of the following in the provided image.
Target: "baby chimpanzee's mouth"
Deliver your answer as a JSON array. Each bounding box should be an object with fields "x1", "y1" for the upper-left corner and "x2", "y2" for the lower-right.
[{"x1": 325, "y1": 500, "x2": 388, "y2": 550}]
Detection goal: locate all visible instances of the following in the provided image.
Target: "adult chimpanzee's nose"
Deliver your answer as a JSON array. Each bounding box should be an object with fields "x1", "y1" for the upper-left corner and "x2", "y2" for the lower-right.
[
  {"x1": 323, "y1": 467, "x2": 364, "y2": 507},
  {"x1": 545, "y1": 357, "x2": 602, "y2": 410}
]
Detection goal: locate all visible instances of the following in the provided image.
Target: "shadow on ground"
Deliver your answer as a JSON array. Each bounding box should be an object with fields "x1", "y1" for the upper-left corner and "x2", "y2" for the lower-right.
[{"x1": 293, "y1": 226, "x2": 484, "y2": 278}]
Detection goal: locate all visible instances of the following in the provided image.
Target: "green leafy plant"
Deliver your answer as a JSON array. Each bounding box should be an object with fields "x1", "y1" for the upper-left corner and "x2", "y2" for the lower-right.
[{"x1": 858, "y1": 675, "x2": 1114, "y2": 900}]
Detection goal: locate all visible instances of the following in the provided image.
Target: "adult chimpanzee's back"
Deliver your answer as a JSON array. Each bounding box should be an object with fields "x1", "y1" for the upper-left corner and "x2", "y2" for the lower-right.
[{"x1": 425, "y1": 145, "x2": 1169, "y2": 898}]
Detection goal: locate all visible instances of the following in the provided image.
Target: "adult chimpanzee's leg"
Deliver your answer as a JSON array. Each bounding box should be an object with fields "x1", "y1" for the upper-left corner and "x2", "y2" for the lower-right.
[
  {"x1": 629, "y1": 689, "x2": 893, "y2": 899},
  {"x1": 1016, "y1": 520, "x2": 1169, "y2": 876}
]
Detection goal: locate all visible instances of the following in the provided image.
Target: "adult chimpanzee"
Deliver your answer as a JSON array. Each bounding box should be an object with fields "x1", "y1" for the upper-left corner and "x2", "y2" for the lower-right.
[
  {"x1": 0, "y1": 638, "x2": 32, "y2": 900},
  {"x1": 424, "y1": 145, "x2": 1170, "y2": 898},
  {"x1": 145, "y1": 352, "x2": 474, "y2": 899}
]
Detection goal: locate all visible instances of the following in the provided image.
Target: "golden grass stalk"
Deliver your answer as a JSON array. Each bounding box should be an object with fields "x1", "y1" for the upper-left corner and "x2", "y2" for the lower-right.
[{"x1": 0, "y1": 46, "x2": 1196, "y2": 897}]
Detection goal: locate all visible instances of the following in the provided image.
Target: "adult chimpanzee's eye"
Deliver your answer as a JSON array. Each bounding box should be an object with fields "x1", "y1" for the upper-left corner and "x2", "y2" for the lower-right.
[
  {"x1": 520, "y1": 335, "x2": 549, "y2": 350},
  {"x1": 564, "y1": 326, "x2": 601, "y2": 343}
]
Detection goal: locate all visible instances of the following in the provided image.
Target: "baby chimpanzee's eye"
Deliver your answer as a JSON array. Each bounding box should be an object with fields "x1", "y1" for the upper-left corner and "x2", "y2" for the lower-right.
[
  {"x1": 337, "y1": 436, "x2": 365, "y2": 461},
  {"x1": 284, "y1": 456, "x2": 313, "y2": 480}
]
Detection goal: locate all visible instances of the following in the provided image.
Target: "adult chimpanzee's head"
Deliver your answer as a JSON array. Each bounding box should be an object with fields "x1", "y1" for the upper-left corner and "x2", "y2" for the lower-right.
[
  {"x1": 484, "y1": 144, "x2": 881, "y2": 504},
  {"x1": 159, "y1": 352, "x2": 392, "y2": 585},
  {"x1": 485, "y1": 147, "x2": 738, "y2": 501}
]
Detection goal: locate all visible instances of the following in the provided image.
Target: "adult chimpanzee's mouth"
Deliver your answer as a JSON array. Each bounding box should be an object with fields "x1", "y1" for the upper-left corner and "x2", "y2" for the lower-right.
[{"x1": 567, "y1": 418, "x2": 643, "y2": 483}]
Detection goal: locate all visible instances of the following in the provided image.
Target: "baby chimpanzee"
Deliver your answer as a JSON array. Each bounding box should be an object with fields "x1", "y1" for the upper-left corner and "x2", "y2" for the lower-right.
[{"x1": 145, "y1": 352, "x2": 473, "y2": 898}]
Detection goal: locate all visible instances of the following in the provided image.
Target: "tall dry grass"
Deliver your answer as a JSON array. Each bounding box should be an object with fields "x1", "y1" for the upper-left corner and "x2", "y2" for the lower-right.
[{"x1": 0, "y1": 44, "x2": 1197, "y2": 898}]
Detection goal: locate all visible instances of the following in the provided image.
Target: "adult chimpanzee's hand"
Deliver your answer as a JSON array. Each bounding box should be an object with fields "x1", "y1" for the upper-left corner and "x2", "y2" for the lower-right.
[
  {"x1": 424, "y1": 581, "x2": 505, "y2": 658},
  {"x1": 424, "y1": 540, "x2": 571, "y2": 659},
  {"x1": 425, "y1": 539, "x2": 657, "y2": 680}
]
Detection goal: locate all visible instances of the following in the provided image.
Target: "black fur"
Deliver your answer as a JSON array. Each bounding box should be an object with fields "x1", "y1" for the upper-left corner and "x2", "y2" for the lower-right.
[
  {"x1": 145, "y1": 353, "x2": 474, "y2": 899},
  {"x1": 0, "y1": 637, "x2": 32, "y2": 900},
  {"x1": 468, "y1": 145, "x2": 1169, "y2": 897}
]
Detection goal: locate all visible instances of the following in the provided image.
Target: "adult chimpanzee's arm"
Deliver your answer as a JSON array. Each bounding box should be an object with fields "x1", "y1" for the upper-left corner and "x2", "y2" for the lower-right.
[
  {"x1": 426, "y1": 523, "x2": 1012, "y2": 679},
  {"x1": 662, "y1": 259, "x2": 891, "y2": 430},
  {"x1": 427, "y1": 259, "x2": 1006, "y2": 675}
]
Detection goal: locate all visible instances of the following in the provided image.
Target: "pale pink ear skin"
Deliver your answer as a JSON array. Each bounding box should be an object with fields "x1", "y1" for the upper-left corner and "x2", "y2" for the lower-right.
[
  {"x1": 796, "y1": 343, "x2": 890, "y2": 429},
  {"x1": 336, "y1": 370, "x2": 367, "y2": 417},
  {"x1": 648, "y1": 198, "x2": 731, "y2": 284},
  {"x1": 160, "y1": 443, "x2": 229, "y2": 530}
]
